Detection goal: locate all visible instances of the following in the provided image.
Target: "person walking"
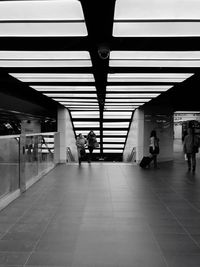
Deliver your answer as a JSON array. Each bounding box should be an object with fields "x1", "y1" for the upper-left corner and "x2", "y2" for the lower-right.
[
  {"x1": 183, "y1": 127, "x2": 200, "y2": 173},
  {"x1": 76, "y1": 133, "x2": 87, "y2": 165},
  {"x1": 149, "y1": 130, "x2": 160, "y2": 169},
  {"x1": 87, "y1": 130, "x2": 97, "y2": 163}
]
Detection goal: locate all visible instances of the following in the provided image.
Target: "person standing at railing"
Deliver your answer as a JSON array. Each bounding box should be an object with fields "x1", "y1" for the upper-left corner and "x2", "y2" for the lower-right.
[{"x1": 76, "y1": 133, "x2": 87, "y2": 165}]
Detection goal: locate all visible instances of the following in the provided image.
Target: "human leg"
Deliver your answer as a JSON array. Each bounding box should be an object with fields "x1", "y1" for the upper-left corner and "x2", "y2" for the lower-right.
[
  {"x1": 191, "y1": 153, "x2": 196, "y2": 172},
  {"x1": 187, "y1": 153, "x2": 192, "y2": 171}
]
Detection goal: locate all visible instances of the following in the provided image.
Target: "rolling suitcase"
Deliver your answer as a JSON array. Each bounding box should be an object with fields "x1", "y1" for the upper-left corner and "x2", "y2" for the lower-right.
[{"x1": 139, "y1": 156, "x2": 152, "y2": 168}]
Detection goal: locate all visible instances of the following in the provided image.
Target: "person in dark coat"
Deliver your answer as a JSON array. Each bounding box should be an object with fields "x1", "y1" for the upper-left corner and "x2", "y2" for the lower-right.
[{"x1": 87, "y1": 130, "x2": 97, "y2": 163}]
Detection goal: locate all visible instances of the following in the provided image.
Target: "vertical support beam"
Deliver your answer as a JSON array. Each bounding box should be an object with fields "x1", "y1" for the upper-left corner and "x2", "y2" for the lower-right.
[
  {"x1": 99, "y1": 105, "x2": 104, "y2": 158},
  {"x1": 57, "y1": 107, "x2": 78, "y2": 163}
]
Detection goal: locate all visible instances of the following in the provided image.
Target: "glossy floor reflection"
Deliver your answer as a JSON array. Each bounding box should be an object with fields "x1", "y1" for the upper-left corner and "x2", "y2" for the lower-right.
[{"x1": 0, "y1": 159, "x2": 200, "y2": 267}]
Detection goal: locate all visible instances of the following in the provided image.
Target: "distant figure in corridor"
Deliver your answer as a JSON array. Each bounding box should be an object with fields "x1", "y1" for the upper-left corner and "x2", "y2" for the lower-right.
[
  {"x1": 87, "y1": 130, "x2": 97, "y2": 163},
  {"x1": 149, "y1": 130, "x2": 160, "y2": 169},
  {"x1": 76, "y1": 133, "x2": 87, "y2": 165},
  {"x1": 183, "y1": 127, "x2": 200, "y2": 173}
]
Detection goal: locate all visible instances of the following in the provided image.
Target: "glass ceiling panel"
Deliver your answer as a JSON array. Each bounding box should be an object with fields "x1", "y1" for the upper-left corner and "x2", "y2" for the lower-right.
[
  {"x1": 0, "y1": 1, "x2": 85, "y2": 21},
  {"x1": 103, "y1": 122, "x2": 129, "y2": 128},
  {"x1": 2, "y1": 60, "x2": 91, "y2": 67},
  {"x1": 113, "y1": 22, "x2": 200, "y2": 37},
  {"x1": 103, "y1": 131, "x2": 127, "y2": 135},
  {"x1": 9, "y1": 73, "x2": 95, "y2": 82},
  {"x1": 44, "y1": 93, "x2": 96, "y2": 98},
  {"x1": 104, "y1": 107, "x2": 136, "y2": 110},
  {"x1": 104, "y1": 144, "x2": 124, "y2": 148},
  {"x1": 0, "y1": 23, "x2": 87, "y2": 37},
  {"x1": 53, "y1": 99, "x2": 98, "y2": 102},
  {"x1": 108, "y1": 72, "x2": 193, "y2": 82},
  {"x1": 114, "y1": 0, "x2": 200, "y2": 20},
  {"x1": 103, "y1": 149, "x2": 123, "y2": 153},
  {"x1": 68, "y1": 107, "x2": 99, "y2": 110},
  {"x1": 106, "y1": 86, "x2": 172, "y2": 92},
  {"x1": 106, "y1": 93, "x2": 160, "y2": 98},
  {"x1": 105, "y1": 99, "x2": 151, "y2": 102},
  {"x1": 103, "y1": 138, "x2": 126, "y2": 142},
  {"x1": 110, "y1": 51, "x2": 200, "y2": 60},
  {"x1": 110, "y1": 60, "x2": 200, "y2": 67},
  {"x1": 31, "y1": 86, "x2": 96, "y2": 92},
  {"x1": 71, "y1": 111, "x2": 99, "y2": 118},
  {"x1": 0, "y1": 51, "x2": 91, "y2": 60},
  {"x1": 104, "y1": 111, "x2": 132, "y2": 119},
  {"x1": 104, "y1": 103, "x2": 143, "y2": 106},
  {"x1": 73, "y1": 122, "x2": 100, "y2": 127}
]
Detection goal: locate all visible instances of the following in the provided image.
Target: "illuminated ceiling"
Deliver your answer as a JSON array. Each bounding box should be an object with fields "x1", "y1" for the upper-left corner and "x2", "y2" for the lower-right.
[{"x1": 0, "y1": 0, "x2": 199, "y2": 157}]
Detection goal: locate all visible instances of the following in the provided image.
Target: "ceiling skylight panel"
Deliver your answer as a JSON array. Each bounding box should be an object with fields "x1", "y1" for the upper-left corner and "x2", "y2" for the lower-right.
[
  {"x1": 104, "y1": 107, "x2": 136, "y2": 110},
  {"x1": 0, "y1": 0, "x2": 87, "y2": 36},
  {"x1": 105, "y1": 99, "x2": 151, "y2": 103},
  {"x1": 104, "y1": 103, "x2": 143, "y2": 106},
  {"x1": 104, "y1": 144, "x2": 124, "y2": 148},
  {"x1": 110, "y1": 51, "x2": 200, "y2": 60},
  {"x1": 44, "y1": 93, "x2": 97, "y2": 98},
  {"x1": 103, "y1": 138, "x2": 126, "y2": 143},
  {"x1": 53, "y1": 99, "x2": 98, "y2": 102},
  {"x1": 0, "y1": 51, "x2": 91, "y2": 60},
  {"x1": 0, "y1": 23, "x2": 87, "y2": 37},
  {"x1": 31, "y1": 86, "x2": 96, "y2": 92},
  {"x1": 110, "y1": 60, "x2": 200, "y2": 68},
  {"x1": 9, "y1": 73, "x2": 95, "y2": 82},
  {"x1": 1, "y1": 60, "x2": 91, "y2": 67},
  {"x1": 71, "y1": 111, "x2": 99, "y2": 118},
  {"x1": 106, "y1": 86, "x2": 172, "y2": 92},
  {"x1": 108, "y1": 72, "x2": 193, "y2": 79},
  {"x1": 0, "y1": 1, "x2": 85, "y2": 21},
  {"x1": 106, "y1": 93, "x2": 160, "y2": 98},
  {"x1": 113, "y1": 22, "x2": 200, "y2": 37},
  {"x1": 104, "y1": 111, "x2": 132, "y2": 119},
  {"x1": 103, "y1": 131, "x2": 127, "y2": 136},
  {"x1": 103, "y1": 122, "x2": 129, "y2": 128},
  {"x1": 103, "y1": 149, "x2": 123, "y2": 153},
  {"x1": 0, "y1": 51, "x2": 92, "y2": 67},
  {"x1": 114, "y1": 0, "x2": 200, "y2": 20},
  {"x1": 73, "y1": 122, "x2": 100, "y2": 127}
]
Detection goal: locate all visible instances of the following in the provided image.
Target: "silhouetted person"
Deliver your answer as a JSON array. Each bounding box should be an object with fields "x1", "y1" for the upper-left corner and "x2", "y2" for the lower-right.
[
  {"x1": 183, "y1": 127, "x2": 200, "y2": 173},
  {"x1": 87, "y1": 130, "x2": 97, "y2": 163},
  {"x1": 76, "y1": 133, "x2": 87, "y2": 165},
  {"x1": 149, "y1": 130, "x2": 160, "y2": 169}
]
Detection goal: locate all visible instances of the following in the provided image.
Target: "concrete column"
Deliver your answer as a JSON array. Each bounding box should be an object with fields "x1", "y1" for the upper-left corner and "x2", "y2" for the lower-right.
[
  {"x1": 57, "y1": 107, "x2": 78, "y2": 163},
  {"x1": 123, "y1": 109, "x2": 144, "y2": 163}
]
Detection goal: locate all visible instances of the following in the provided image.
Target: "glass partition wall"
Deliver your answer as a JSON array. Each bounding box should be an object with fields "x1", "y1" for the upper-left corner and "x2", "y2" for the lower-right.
[{"x1": 0, "y1": 132, "x2": 57, "y2": 207}]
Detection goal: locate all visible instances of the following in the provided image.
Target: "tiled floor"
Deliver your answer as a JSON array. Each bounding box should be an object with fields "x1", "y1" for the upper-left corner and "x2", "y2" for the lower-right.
[{"x1": 0, "y1": 157, "x2": 200, "y2": 266}]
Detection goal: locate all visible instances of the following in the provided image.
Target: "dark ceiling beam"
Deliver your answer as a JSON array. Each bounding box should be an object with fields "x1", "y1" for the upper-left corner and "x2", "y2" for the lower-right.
[
  {"x1": 0, "y1": 37, "x2": 88, "y2": 51},
  {"x1": 111, "y1": 37, "x2": 200, "y2": 51}
]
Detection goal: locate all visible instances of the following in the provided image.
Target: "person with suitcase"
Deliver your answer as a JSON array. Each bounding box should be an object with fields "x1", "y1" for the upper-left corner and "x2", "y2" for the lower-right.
[{"x1": 149, "y1": 130, "x2": 160, "y2": 169}]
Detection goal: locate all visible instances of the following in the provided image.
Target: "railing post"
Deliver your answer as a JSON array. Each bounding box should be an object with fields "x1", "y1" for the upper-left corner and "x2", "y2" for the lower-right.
[{"x1": 19, "y1": 134, "x2": 26, "y2": 193}]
